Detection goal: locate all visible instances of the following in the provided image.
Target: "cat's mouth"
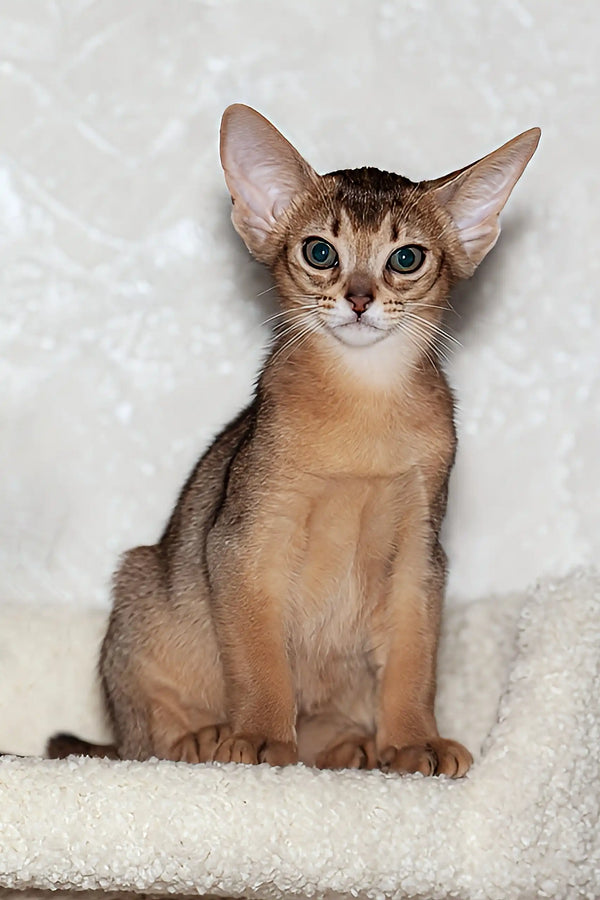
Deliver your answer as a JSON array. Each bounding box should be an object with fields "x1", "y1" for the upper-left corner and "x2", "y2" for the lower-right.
[{"x1": 330, "y1": 319, "x2": 390, "y2": 347}]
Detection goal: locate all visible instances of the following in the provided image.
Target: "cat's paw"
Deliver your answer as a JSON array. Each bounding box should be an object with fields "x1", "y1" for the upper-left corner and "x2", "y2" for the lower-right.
[
  {"x1": 379, "y1": 737, "x2": 472, "y2": 778},
  {"x1": 316, "y1": 735, "x2": 377, "y2": 770},
  {"x1": 171, "y1": 723, "x2": 231, "y2": 763},
  {"x1": 213, "y1": 733, "x2": 298, "y2": 766}
]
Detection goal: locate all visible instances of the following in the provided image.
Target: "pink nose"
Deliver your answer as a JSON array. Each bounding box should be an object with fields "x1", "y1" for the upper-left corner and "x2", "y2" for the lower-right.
[{"x1": 346, "y1": 294, "x2": 373, "y2": 315}]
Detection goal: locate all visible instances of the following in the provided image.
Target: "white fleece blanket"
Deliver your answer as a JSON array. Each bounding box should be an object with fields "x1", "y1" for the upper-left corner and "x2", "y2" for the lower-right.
[{"x1": 1, "y1": 568, "x2": 598, "y2": 900}]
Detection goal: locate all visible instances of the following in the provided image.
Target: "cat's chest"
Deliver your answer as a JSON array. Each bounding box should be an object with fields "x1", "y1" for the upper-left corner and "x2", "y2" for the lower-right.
[
  {"x1": 272, "y1": 472, "x2": 407, "y2": 711},
  {"x1": 280, "y1": 471, "x2": 409, "y2": 619},
  {"x1": 263, "y1": 403, "x2": 442, "y2": 607},
  {"x1": 273, "y1": 376, "x2": 449, "y2": 481}
]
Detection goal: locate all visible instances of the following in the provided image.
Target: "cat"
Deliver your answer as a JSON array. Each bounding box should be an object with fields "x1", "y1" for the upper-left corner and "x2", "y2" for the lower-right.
[{"x1": 48, "y1": 105, "x2": 539, "y2": 776}]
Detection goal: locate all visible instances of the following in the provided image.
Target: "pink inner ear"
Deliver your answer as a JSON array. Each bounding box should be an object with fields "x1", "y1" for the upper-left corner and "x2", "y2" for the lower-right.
[
  {"x1": 220, "y1": 105, "x2": 316, "y2": 253},
  {"x1": 229, "y1": 154, "x2": 308, "y2": 228},
  {"x1": 232, "y1": 164, "x2": 279, "y2": 226},
  {"x1": 431, "y1": 128, "x2": 540, "y2": 268},
  {"x1": 452, "y1": 162, "x2": 520, "y2": 231}
]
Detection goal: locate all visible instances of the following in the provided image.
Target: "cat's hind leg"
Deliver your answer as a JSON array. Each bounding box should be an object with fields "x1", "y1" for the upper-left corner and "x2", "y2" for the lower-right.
[
  {"x1": 297, "y1": 711, "x2": 377, "y2": 770},
  {"x1": 101, "y1": 545, "x2": 227, "y2": 763}
]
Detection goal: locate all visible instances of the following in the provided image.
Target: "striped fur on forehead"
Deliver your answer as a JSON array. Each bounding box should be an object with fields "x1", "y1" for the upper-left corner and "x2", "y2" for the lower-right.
[{"x1": 322, "y1": 168, "x2": 417, "y2": 232}]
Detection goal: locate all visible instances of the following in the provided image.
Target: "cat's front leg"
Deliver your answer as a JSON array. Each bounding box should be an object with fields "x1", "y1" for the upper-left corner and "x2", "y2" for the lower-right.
[
  {"x1": 213, "y1": 734, "x2": 297, "y2": 766},
  {"x1": 206, "y1": 527, "x2": 298, "y2": 766},
  {"x1": 209, "y1": 587, "x2": 298, "y2": 765},
  {"x1": 208, "y1": 600, "x2": 298, "y2": 765},
  {"x1": 374, "y1": 533, "x2": 472, "y2": 779}
]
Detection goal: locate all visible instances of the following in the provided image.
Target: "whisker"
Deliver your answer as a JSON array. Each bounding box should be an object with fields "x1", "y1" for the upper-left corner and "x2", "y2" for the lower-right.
[
  {"x1": 405, "y1": 321, "x2": 452, "y2": 368},
  {"x1": 396, "y1": 320, "x2": 439, "y2": 374},
  {"x1": 272, "y1": 321, "x2": 312, "y2": 345},
  {"x1": 411, "y1": 332, "x2": 441, "y2": 373},
  {"x1": 258, "y1": 304, "x2": 320, "y2": 329},
  {"x1": 281, "y1": 322, "x2": 321, "y2": 364},
  {"x1": 270, "y1": 311, "x2": 321, "y2": 343},
  {"x1": 411, "y1": 329, "x2": 452, "y2": 368},
  {"x1": 255, "y1": 284, "x2": 278, "y2": 298},
  {"x1": 401, "y1": 314, "x2": 454, "y2": 366},
  {"x1": 415, "y1": 326, "x2": 460, "y2": 356},
  {"x1": 413, "y1": 302, "x2": 460, "y2": 318},
  {"x1": 271, "y1": 319, "x2": 320, "y2": 365},
  {"x1": 270, "y1": 314, "x2": 312, "y2": 356},
  {"x1": 405, "y1": 312, "x2": 462, "y2": 348}
]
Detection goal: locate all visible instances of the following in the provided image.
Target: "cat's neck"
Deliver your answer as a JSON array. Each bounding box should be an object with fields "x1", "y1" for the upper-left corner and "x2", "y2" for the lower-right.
[
  {"x1": 258, "y1": 329, "x2": 450, "y2": 479},
  {"x1": 262, "y1": 328, "x2": 445, "y2": 426},
  {"x1": 266, "y1": 327, "x2": 440, "y2": 397}
]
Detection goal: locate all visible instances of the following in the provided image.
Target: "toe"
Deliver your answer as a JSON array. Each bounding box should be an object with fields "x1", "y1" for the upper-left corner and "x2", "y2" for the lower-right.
[{"x1": 213, "y1": 735, "x2": 259, "y2": 765}]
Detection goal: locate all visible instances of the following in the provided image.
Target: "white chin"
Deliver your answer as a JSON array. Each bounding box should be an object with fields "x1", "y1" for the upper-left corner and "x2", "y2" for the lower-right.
[{"x1": 331, "y1": 322, "x2": 389, "y2": 347}]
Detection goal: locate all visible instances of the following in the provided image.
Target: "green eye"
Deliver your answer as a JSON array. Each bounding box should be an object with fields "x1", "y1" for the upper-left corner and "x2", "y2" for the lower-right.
[
  {"x1": 303, "y1": 237, "x2": 338, "y2": 269},
  {"x1": 387, "y1": 245, "x2": 425, "y2": 274}
]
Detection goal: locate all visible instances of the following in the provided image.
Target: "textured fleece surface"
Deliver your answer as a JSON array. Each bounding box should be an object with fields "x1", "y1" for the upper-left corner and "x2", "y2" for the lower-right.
[{"x1": 1, "y1": 569, "x2": 599, "y2": 899}]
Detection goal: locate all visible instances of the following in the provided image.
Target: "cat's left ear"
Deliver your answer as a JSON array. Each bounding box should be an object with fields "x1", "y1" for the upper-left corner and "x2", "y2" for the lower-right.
[
  {"x1": 220, "y1": 104, "x2": 317, "y2": 261},
  {"x1": 428, "y1": 128, "x2": 541, "y2": 275}
]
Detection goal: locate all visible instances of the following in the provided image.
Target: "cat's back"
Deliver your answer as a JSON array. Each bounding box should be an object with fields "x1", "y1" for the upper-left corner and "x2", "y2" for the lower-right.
[{"x1": 160, "y1": 401, "x2": 258, "y2": 565}]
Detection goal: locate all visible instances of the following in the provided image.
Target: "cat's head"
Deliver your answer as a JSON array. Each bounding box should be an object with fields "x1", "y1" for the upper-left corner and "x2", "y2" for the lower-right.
[{"x1": 220, "y1": 104, "x2": 539, "y2": 355}]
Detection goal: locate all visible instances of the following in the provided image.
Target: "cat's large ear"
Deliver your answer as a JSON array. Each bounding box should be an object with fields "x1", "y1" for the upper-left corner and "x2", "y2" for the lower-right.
[
  {"x1": 428, "y1": 127, "x2": 540, "y2": 275},
  {"x1": 220, "y1": 104, "x2": 316, "y2": 260}
]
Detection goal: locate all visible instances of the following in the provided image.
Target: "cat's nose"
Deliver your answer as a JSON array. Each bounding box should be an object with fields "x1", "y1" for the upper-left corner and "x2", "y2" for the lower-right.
[
  {"x1": 345, "y1": 274, "x2": 374, "y2": 317},
  {"x1": 346, "y1": 293, "x2": 374, "y2": 316}
]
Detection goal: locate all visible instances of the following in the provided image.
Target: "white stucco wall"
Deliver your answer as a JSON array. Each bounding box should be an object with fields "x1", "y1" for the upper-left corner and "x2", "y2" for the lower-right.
[{"x1": 1, "y1": 0, "x2": 598, "y2": 609}]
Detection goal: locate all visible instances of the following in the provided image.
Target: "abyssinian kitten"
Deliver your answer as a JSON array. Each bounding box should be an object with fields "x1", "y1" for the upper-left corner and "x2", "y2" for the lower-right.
[{"x1": 49, "y1": 105, "x2": 539, "y2": 776}]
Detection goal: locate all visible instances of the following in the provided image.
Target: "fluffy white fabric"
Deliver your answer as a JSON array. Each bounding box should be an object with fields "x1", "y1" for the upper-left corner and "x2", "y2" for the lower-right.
[{"x1": 1, "y1": 569, "x2": 598, "y2": 899}]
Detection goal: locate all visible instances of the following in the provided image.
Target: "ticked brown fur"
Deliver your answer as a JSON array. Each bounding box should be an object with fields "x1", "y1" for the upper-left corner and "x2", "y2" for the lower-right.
[{"x1": 50, "y1": 107, "x2": 539, "y2": 777}]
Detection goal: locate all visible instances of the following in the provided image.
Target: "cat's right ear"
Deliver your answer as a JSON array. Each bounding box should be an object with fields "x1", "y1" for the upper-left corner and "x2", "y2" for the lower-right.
[
  {"x1": 427, "y1": 127, "x2": 541, "y2": 276},
  {"x1": 220, "y1": 105, "x2": 316, "y2": 261}
]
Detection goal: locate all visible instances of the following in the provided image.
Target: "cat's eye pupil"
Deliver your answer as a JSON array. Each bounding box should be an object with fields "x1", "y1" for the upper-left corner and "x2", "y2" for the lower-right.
[
  {"x1": 312, "y1": 242, "x2": 329, "y2": 263},
  {"x1": 398, "y1": 247, "x2": 415, "y2": 268},
  {"x1": 387, "y1": 245, "x2": 424, "y2": 274},
  {"x1": 303, "y1": 237, "x2": 338, "y2": 269}
]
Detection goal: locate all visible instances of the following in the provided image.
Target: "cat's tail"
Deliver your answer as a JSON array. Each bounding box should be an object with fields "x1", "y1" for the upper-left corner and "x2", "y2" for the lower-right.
[
  {"x1": 0, "y1": 734, "x2": 119, "y2": 759},
  {"x1": 46, "y1": 732, "x2": 119, "y2": 760},
  {"x1": 0, "y1": 732, "x2": 121, "y2": 759}
]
